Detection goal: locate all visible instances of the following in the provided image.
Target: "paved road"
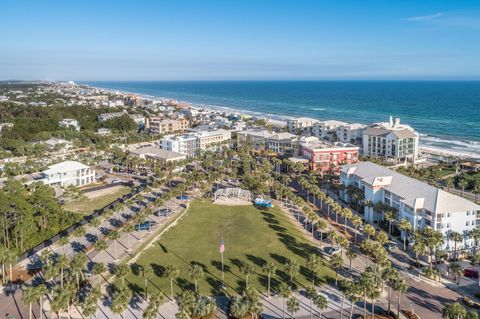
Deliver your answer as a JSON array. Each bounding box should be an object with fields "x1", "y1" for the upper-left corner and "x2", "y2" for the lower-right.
[{"x1": 291, "y1": 183, "x2": 462, "y2": 319}]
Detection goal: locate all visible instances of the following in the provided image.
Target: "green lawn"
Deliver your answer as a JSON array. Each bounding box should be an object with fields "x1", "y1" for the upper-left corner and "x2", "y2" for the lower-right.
[
  {"x1": 122, "y1": 200, "x2": 334, "y2": 297},
  {"x1": 63, "y1": 186, "x2": 131, "y2": 214}
]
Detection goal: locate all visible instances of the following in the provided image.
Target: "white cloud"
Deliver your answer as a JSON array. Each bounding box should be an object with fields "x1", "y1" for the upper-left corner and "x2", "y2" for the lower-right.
[{"x1": 404, "y1": 12, "x2": 444, "y2": 22}]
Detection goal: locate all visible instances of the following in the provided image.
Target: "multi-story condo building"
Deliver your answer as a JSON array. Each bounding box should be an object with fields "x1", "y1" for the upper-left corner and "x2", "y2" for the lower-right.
[
  {"x1": 147, "y1": 118, "x2": 189, "y2": 135},
  {"x1": 312, "y1": 120, "x2": 347, "y2": 141},
  {"x1": 159, "y1": 134, "x2": 198, "y2": 157},
  {"x1": 159, "y1": 130, "x2": 232, "y2": 157},
  {"x1": 267, "y1": 132, "x2": 298, "y2": 156},
  {"x1": 340, "y1": 161, "x2": 480, "y2": 251},
  {"x1": 287, "y1": 117, "x2": 317, "y2": 135},
  {"x1": 236, "y1": 130, "x2": 297, "y2": 156},
  {"x1": 196, "y1": 130, "x2": 232, "y2": 151},
  {"x1": 362, "y1": 116, "x2": 419, "y2": 163},
  {"x1": 236, "y1": 129, "x2": 273, "y2": 151},
  {"x1": 41, "y1": 160, "x2": 95, "y2": 187},
  {"x1": 58, "y1": 119, "x2": 80, "y2": 131},
  {"x1": 336, "y1": 123, "x2": 366, "y2": 144},
  {"x1": 297, "y1": 137, "x2": 359, "y2": 172}
]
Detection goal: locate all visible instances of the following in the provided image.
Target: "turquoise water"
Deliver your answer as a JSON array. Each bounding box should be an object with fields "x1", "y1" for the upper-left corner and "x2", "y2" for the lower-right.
[{"x1": 85, "y1": 81, "x2": 480, "y2": 157}]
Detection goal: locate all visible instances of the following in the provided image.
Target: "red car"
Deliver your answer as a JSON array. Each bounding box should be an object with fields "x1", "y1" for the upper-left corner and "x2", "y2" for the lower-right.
[{"x1": 464, "y1": 268, "x2": 478, "y2": 278}]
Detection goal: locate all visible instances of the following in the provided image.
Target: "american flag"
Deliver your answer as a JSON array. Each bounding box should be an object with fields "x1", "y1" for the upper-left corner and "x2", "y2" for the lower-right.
[{"x1": 219, "y1": 239, "x2": 225, "y2": 254}]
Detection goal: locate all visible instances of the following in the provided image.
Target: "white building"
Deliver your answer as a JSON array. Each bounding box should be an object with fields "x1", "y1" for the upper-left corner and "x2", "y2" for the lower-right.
[
  {"x1": 41, "y1": 161, "x2": 95, "y2": 187},
  {"x1": 59, "y1": 119, "x2": 80, "y2": 131},
  {"x1": 130, "y1": 146, "x2": 186, "y2": 162},
  {"x1": 287, "y1": 117, "x2": 317, "y2": 134},
  {"x1": 340, "y1": 161, "x2": 480, "y2": 251},
  {"x1": 336, "y1": 123, "x2": 366, "y2": 144},
  {"x1": 159, "y1": 130, "x2": 232, "y2": 157},
  {"x1": 43, "y1": 138, "x2": 74, "y2": 151},
  {"x1": 236, "y1": 129, "x2": 273, "y2": 150},
  {"x1": 312, "y1": 120, "x2": 347, "y2": 141},
  {"x1": 362, "y1": 116, "x2": 419, "y2": 163},
  {"x1": 96, "y1": 128, "x2": 111, "y2": 136}
]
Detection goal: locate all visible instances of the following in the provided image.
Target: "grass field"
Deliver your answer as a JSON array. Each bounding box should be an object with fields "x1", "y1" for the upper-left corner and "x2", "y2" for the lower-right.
[
  {"x1": 63, "y1": 185, "x2": 131, "y2": 213},
  {"x1": 122, "y1": 200, "x2": 334, "y2": 297}
]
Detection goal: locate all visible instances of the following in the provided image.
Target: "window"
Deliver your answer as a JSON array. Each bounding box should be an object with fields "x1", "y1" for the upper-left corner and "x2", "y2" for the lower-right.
[
  {"x1": 466, "y1": 221, "x2": 470, "y2": 226},
  {"x1": 447, "y1": 223, "x2": 451, "y2": 228}
]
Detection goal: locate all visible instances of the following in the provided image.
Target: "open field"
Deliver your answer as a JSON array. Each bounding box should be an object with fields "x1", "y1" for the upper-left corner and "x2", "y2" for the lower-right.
[
  {"x1": 63, "y1": 185, "x2": 131, "y2": 213},
  {"x1": 122, "y1": 200, "x2": 335, "y2": 296}
]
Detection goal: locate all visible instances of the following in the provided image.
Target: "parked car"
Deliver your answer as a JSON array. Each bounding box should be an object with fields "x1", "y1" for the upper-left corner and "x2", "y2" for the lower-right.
[
  {"x1": 155, "y1": 208, "x2": 171, "y2": 217},
  {"x1": 326, "y1": 247, "x2": 341, "y2": 256},
  {"x1": 464, "y1": 268, "x2": 479, "y2": 278},
  {"x1": 314, "y1": 231, "x2": 328, "y2": 240},
  {"x1": 384, "y1": 242, "x2": 397, "y2": 252},
  {"x1": 317, "y1": 291, "x2": 329, "y2": 302}
]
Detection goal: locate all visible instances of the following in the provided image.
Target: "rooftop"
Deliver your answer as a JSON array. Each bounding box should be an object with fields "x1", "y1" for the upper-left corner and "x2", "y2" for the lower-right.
[
  {"x1": 44, "y1": 161, "x2": 89, "y2": 174},
  {"x1": 341, "y1": 161, "x2": 480, "y2": 214},
  {"x1": 130, "y1": 146, "x2": 186, "y2": 160}
]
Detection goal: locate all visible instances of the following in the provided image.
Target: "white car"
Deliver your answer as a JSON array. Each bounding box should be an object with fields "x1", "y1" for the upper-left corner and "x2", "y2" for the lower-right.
[
  {"x1": 317, "y1": 292, "x2": 329, "y2": 302},
  {"x1": 326, "y1": 247, "x2": 341, "y2": 256}
]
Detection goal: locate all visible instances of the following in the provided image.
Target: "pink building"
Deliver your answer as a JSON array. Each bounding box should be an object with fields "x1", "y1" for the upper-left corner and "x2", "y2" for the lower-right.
[{"x1": 298, "y1": 138, "x2": 359, "y2": 172}]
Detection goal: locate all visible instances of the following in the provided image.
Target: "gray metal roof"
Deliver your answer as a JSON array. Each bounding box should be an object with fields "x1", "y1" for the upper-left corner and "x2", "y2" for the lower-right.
[{"x1": 341, "y1": 161, "x2": 480, "y2": 214}]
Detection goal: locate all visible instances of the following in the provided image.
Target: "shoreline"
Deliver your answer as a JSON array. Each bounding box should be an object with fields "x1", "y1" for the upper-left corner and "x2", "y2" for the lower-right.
[{"x1": 84, "y1": 82, "x2": 480, "y2": 160}]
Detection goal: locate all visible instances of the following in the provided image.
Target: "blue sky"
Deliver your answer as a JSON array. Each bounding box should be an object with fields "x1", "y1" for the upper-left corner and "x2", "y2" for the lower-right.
[{"x1": 1, "y1": 0, "x2": 480, "y2": 80}]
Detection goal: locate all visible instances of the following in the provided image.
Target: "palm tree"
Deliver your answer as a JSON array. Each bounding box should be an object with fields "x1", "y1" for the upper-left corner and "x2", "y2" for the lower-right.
[
  {"x1": 312, "y1": 292, "x2": 328, "y2": 319},
  {"x1": 114, "y1": 264, "x2": 130, "y2": 287},
  {"x1": 384, "y1": 211, "x2": 394, "y2": 237},
  {"x1": 92, "y1": 262, "x2": 106, "y2": 286},
  {"x1": 342, "y1": 208, "x2": 353, "y2": 232},
  {"x1": 346, "y1": 249, "x2": 357, "y2": 274},
  {"x1": 111, "y1": 286, "x2": 132, "y2": 319},
  {"x1": 286, "y1": 296, "x2": 299, "y2": 319},
  {"x1": 305, "y1": 286, "x2": 316, "y2": 319},
  {"x1": 364, "y1": 224, "x2": 376, "y2": 239},
  {"x1": 143, "y1": 291, "x2": 165, "y2": 319},
  {"x1": 277, "y1": 282, "x2": 291, "y2": 319},
  {"x1": 188, "y1": 264, "x2": 204, "y2": 292},
  {"x1": 109, "y1": 230, "x2": 121, "y2": 261},
  {"x1": 32, "y1": 284, "x2": 48, "y2": 319},
  {"x1": 306, "y1": 254, "x2": 321, "y2": 286},
  {"x1": 315, "y1": 220, "x2": 327, "y2": 246},
  {"x1": 442, "y1": 302, "x2": 467, "y2": 319},
  {"x1": 22, "y1": 286, "x2": 37, "y2": 319},
  {"x1": 262, "y1": 261, "x2": 276, "y2": 297},
  {"x1": 398, "y1": 219, "x2": 411, "y2": 251},
  {"x1": 382, "y1": 267, "x2": 399, "y2": 314},
  {"x1": 393, "y1": 277, "x2": 408, "y2": 318},
  {"x1": 450, "y1": 231, "x2": 463, "y2": 260},
  {"x1": 56, "y1": 254, "x2": 69, "y2": 288},
  {"x1": 165, "y1": 264, "x2": 180, "y2": 300},
  {"x1": 285, "y1": 258, "x2": 300, "y2": 288},
  {"x1": 351, "y1": 215, "x2": 363, "y2": 242},
  {"x1": 345, "y1": 282, "x2": 361, "y2": 319},
  {"x1": 330, "y1": 254, "x2": 343, "y2": 286},
  {"x1": 141, "y1": 265, "x2": 154, "y2": 301},
  {"x1": 239, "y1": 262, "x2": 256, "y2": 289},
  {"x1": 448, "y1": 262, "x2": 464, "y2": 285},
  {"x1": 94, "y1": 240, "x2": 108, "y2": 261}
]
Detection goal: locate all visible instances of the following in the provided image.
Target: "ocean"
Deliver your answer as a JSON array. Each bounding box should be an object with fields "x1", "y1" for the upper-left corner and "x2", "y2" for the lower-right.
[{"x1": 84, "y1": 81, "x2": 480, "y2": 158}]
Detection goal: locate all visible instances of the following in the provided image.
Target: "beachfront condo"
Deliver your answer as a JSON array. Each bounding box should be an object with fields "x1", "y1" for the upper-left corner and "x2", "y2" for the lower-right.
[
  {"x1": 362, "y1": 116, "x2": 419, "y2": 163},
  {"x1": 41, "y1": 160, "x2": 96, "y2": 187},
  {"x1": 340, "y1": 161, "x2": 480, "y2": 252}
]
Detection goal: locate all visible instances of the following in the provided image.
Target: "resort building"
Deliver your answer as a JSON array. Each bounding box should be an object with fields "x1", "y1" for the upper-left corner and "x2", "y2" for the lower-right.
[
  {"x1": 339, "y1": 161, "x2": 480, "y2": 251},
  {"x1": 160, "y1": 130, "x2": 232, "y2": 157},
  {"x1": 362, "y1": 116, "x2": 419, "y2": 163},
  {"x1": 312, "y1": 120, "x2": 348, "y2": 141},
  {"x1": 336, "y1": 123, "x2": 366, "y2": 144},
  {"x1": 267, "y1": 132, "x2": 298, "y2": 156},
  {"x1": 58, "y1": 119, "x2": 80, "y2": 131},
  {"x1": 147, "y1": 118, "x2": 189, "y2": 135},
  {"x1": 296, "y1": 137, "x2": 359, "y2": 172},
  {"x1": 287, "y1": 117, "x2": 317, "y2": 135},
  {"x1": 236, "y1": 129, "x2": 273, "y2": 150},
  {"x1": 130, "y1": 146, "x2": 186, "y2": 162},
  {"x1": 41, "y1": 160, "x2": 95, "y2": 187}
]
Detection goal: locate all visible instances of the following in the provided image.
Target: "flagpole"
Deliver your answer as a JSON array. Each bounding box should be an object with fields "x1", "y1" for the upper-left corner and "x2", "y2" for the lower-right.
[{"x1": 221, "y1": 250, "x2": 225, "y2": 287}]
